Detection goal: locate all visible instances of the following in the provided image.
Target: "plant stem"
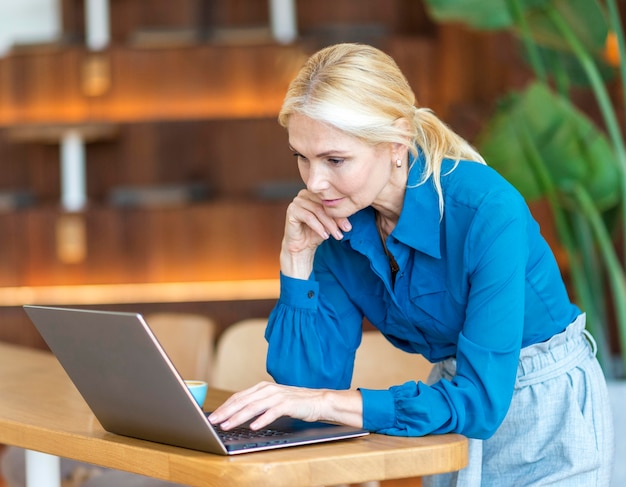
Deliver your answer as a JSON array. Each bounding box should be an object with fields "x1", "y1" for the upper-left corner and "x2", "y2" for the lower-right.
[
  {"x1": 517, "y1": 114, "x2": 612, "y2": 371},
  {"x1": 552, "y1": 57, "x2": 570, "y2": 97},
  {"x1": 506, "y1": 0, "x2": 547, "y2": 82},
  {"x1": 548, "y1": 9, "x2": 626, "y2": 259},
  {"x1": 605, "y1": 0, "x2": 626, "y2": 124},
  {"x1": 570, "y1": 183, "x2": 626, "y2": 377}
]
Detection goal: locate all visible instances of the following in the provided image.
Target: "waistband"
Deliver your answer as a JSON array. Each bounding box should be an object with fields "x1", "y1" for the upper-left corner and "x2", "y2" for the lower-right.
[
  {"x1": 515, "y1": 313, "x2": 594, "y2": 388},
  {"x1": 438, "y1": 313, "x2": 595, "y2": 389}
]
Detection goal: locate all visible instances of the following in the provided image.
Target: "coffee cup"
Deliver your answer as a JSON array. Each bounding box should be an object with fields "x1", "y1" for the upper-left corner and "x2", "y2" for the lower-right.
[{"x1": 184, "y1": 380, "x2": 208, "y2": 407}]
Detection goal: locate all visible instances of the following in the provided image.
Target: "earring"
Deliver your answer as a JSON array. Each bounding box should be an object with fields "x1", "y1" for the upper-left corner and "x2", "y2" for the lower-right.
[{"x1": 395, "y1": 158, "x2": 402, "y2": 168}]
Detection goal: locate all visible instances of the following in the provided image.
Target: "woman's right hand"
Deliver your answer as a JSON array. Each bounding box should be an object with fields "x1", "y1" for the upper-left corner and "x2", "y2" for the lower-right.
[{"x1": 280, "y1": 189, "x2": 351, "y2": 279}]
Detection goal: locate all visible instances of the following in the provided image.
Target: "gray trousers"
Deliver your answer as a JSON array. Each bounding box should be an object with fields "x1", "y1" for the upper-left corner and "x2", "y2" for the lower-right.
[{"x1": 424, "y1": 314, "x2": 614, "y2": 487}]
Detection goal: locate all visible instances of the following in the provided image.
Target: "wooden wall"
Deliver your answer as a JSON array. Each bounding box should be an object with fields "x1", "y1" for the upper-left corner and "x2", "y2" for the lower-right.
[
  {"x1": 0, "y1": 118, "x2": 298, "y2": 203},
  {"x1": 0, "y1": 1, "x2": 524, "y2": 348}
]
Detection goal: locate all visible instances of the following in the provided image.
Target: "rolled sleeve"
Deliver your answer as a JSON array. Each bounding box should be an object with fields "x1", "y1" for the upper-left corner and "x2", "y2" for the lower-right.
[
  {"x1": 359, "y1": 388, "x2": 396, "y2": 431},
  {"x1": 278, "y1": 272, "x2": 319, "y2": 310}
]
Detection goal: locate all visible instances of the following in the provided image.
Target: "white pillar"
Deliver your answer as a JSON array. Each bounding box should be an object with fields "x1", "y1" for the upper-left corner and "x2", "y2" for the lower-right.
[
  {"x1": 85, "y1": 0, "x2": 110, "y2": 51},
  {"x1": 25, "y1": 450, "x2": 61, "y2": 487},
  {"x1": 269, "y1": 0, "x2": 297, "y2": 44},
  {"x1": 60, "y1": 130, "x2": 87, "y2": 212}
]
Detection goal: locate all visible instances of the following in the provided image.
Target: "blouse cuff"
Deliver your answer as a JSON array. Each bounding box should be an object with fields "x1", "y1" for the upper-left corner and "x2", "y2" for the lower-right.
[
  {"x1": 359, "y1": 388, "x2": 396, "y2": 431},
  {"x1": 278, "y1": 272, "x2": 320, "y2": 310}
]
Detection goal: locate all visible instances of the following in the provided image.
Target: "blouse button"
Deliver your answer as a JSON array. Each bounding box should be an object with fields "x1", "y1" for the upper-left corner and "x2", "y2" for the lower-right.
[{"x1": 307, "y1": 290, "x2": 315, "y2": 299}]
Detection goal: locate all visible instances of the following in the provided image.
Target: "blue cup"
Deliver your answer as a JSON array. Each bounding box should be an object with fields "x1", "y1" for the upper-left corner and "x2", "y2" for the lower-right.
[{"x1": 185, "y1": 380, "x2": 208, "y2": 407}]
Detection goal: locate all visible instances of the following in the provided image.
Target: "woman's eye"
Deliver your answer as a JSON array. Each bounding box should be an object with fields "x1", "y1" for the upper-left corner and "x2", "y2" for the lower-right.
[
  {"x1": 292, "y1": 152, "x2": 307, "y2": 163},
  {"x1": 328, "y1": 158, "x2": 344, "y2": 165}
]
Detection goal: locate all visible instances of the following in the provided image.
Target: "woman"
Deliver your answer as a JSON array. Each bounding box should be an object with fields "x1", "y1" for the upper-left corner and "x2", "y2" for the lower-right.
[{"x1": 209, "y1": 43, "x2": 614, "y2": 486}]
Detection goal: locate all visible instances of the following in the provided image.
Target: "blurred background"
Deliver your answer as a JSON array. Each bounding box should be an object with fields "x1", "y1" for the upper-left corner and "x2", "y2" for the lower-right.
[
  {"x1": 2, "y1": 3, "x2": 626, "y2": 484},
  {"x1": 0, "y1": 0, "x2": 621, "y2": 365},
  {"x1": 0, "y1": 0, "x2": 525, "y2": 348}
]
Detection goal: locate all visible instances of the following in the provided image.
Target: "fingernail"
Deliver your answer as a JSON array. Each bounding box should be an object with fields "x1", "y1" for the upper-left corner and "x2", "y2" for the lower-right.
[
  {"x1": 342, "y1": 222, "x2": 352, "y2": 231},
  {"x1": 334, "y1": 230, "x2": 344, "y2": 240}
]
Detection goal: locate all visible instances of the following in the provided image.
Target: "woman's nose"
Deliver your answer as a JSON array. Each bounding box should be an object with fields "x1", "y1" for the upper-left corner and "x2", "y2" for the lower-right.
[{"x1": 305, "y1": 162, "x2": 330, "y2": 192}]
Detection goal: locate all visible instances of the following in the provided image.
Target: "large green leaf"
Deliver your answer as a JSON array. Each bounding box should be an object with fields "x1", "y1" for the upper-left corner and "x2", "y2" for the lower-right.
[
  {"x1": 423, "y1": 0, "x2": 515, "y2": 30},
  {"x1": 476, "y1": 82, "x2": 620, "y2": 210},
  {"x1": 527, "y1": 44, "x2": 617, "y2": 87},
  {"x1": 521, "y1": 0, "x2": 609, "y2": 54},
  {"x1": 424, "y1": 0, "x2": 608, "y2": 55}
]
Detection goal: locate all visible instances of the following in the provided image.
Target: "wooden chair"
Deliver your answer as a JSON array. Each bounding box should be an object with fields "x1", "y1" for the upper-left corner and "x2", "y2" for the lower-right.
[
  {"x1": 353, "y1": 330, "x2": 433, "y2": 389},
  {"x1": 210, "y1": 318, "x2": 272, "y2": 390},
  {"x1": 145, "y1": 312, "x2": 217, "y2": 382}
]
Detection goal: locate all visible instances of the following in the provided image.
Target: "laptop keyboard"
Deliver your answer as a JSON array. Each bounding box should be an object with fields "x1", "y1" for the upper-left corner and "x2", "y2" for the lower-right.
[{"x1": 217, "y1": 426, "x2": 290, "y2": 443}]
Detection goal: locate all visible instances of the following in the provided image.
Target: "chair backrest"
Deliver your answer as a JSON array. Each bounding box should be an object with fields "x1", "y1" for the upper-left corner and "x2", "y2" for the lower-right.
[
  {"x1": 352, "y1": 330, "x2": 433, "y2": 389},
  {"x1": 210, "y1": 318, "x2": 272, "y2": 391},
  {"x1": 146, "y1": 312, "x2": 217, "y2": 383}
]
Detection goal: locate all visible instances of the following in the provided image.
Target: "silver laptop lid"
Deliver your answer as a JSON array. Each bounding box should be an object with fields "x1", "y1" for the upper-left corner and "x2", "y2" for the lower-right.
[{"x1": 24, "y1": 305, "x2": 228, "y2": 454}]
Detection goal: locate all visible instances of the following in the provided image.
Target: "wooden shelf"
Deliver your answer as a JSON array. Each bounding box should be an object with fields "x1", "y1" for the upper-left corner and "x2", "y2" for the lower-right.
[
  {"x1": 0, "y1": 44, "x2": 305, "y2": 125},
  {"x1": 5, "y1": 122, "x2": 119, "y2": 143},
  {"x1": 0, "y1": 201, "x2": 288, "y2": 288},
  {"x1": 0, "y1": 279, "x2": 279, "y2": 307}
]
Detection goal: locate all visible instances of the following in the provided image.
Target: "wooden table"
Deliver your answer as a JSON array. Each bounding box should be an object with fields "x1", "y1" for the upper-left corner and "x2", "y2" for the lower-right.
[{"x1": 0, "y1": 342, "x2": 468, "y2": 487}]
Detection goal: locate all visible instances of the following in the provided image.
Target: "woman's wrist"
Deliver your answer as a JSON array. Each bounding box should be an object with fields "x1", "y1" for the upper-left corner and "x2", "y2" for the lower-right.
[
  {"x1": 321, "y1": 389, "x2": 364, "y2": 428},
  {"x1": 279, "y1": 247, "x2": 315, "y2": 279}
]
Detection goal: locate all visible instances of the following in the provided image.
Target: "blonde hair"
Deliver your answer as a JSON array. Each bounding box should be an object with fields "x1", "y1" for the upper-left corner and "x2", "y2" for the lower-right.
[{"x1": 278, "y1": 43, "x2": 485, "y2": 214}]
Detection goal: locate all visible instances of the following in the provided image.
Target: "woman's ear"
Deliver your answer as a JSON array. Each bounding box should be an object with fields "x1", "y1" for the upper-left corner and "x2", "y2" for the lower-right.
[
  {"x1": 391, "y1": 118, "x2": 411, "y2": 161},
  {"x1": 391, "y1": 142, "x2": 410, "y2": 166}
]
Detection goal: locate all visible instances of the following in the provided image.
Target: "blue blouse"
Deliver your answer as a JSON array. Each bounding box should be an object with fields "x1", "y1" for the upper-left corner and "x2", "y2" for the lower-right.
[{"x1": 265, "y1": 152, "x2": 580, "y2": 439}]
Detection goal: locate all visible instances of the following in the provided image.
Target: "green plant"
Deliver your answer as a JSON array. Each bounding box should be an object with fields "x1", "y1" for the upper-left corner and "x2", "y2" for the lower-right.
[{"x1": 424, "y1": 0, "x2": 626, "y2": 378}]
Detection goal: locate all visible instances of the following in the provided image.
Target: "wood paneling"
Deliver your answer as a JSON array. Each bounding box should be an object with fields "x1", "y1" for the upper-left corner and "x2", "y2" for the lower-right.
[
  {"x1": 1, "y1": 117, "x2": 298, "y2": 204},
  {"x1": 59, "y1": 0, "x2": 431, "y2": 46},
  {"x1": 61, "y1": 0, "x2": 271, "y2": 45},
  {"x1": 0, "y1": 200, "x2": 287, "y2": 287},
  {"x1": 297, "y1": 0, "x2": 433, "y2": 36},
  {"x1": 0, "y1": 44, "x2": 304, "y2": 124}
]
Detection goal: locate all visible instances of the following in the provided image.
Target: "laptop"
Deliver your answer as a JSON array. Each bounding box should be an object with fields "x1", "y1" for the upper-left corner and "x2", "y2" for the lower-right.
[{"x1": 23, "y1": 305, "x2": 369, "y2": 455}]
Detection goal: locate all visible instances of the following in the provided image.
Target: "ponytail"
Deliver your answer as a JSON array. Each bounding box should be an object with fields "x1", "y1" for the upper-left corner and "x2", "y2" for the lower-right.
[{"x1": 411, "y1": 108, "x2": 485, "y2": 216}]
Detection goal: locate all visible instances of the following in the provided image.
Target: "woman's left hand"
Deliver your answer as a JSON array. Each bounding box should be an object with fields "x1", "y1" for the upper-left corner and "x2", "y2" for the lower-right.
[{"x1": 208, "y1": 381, "x2": 363, "y2": 431}]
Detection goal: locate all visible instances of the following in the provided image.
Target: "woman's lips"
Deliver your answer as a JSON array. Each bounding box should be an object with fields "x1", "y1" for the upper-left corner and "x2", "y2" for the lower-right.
[{"x1": 321, "y1": 197, "x2": 343, "y2": 207}]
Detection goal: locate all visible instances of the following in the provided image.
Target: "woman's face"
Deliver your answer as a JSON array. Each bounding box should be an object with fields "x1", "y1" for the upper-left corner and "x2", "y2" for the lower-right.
[{"x1": 287, "y1": 114, "x2": 402, "y2": 219}]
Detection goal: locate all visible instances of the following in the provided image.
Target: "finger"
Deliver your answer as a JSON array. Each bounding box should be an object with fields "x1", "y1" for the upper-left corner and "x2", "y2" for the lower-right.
[
  {"x1": 287, "y1": 197, "x2": 331, "y2": 240},
  {"x1": 209, "y1": 382, "x2": 279, "y2": 428},
  {"x1": 222, "y1": 386, "x2": 322, "y2": 430},
  {"x1": 219, "y1": 403, "x2": 276, "y2": 431},
  {"x1": 296, "y1": 192, "x2": 352, "y2": 238},
  {"x1": 249, "y1": 408, "x2": 285, "y2": 430},
  {"x1": 215, "y1": 382, "x2": 311, "y2": 431},
  {"x1": 288, "y1": 193, "x2": 346, "y2": 242},
  {"x1": 337, "y1": 217, "x2": 352, "y2": 233},
  {"x1": 208, "y1": 382, "x2": 268, "y2": 424}
]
